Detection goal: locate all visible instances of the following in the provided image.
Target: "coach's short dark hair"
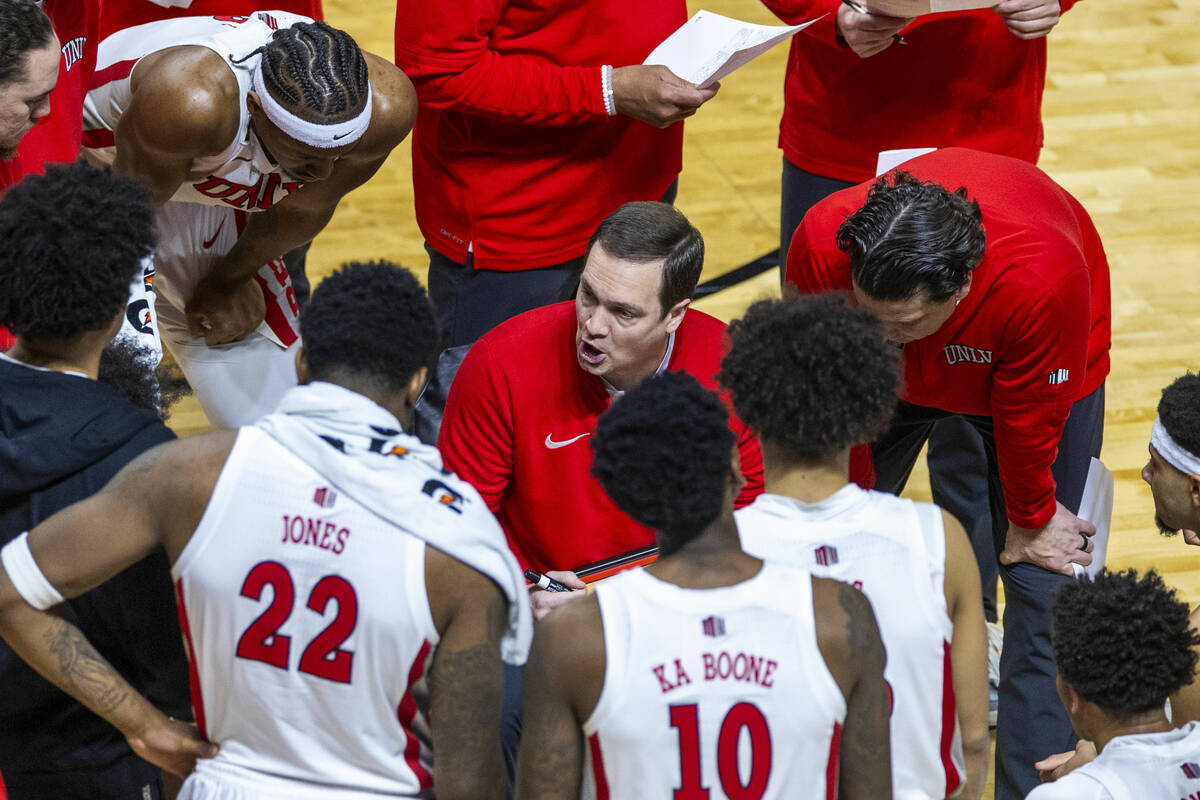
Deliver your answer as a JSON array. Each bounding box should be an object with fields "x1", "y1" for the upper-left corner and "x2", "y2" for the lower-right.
[
  {"x1": 586, "y1": 202, "x2": 704, "y2": 316},
  {"x1": 300, "y1": 260, "x2": 438, "y2": 394},
  {"x1": 0, "y1": 163, "x2": 154, "y2": 340},
  {"x1": 719, "y1": 292, "x2": 900, "y2": 461},
  {"x1": 1053, "y1": 569, "x2": 1200, "y2": 717},
  {"x1": 591, "y1": 371, "x2": 734, "y2": 555},
  {"x1": 0, "y1": 0, "x2": 55, "y2": 85},
  {"x1": 240, "y1": 20, "x2": 369, "y2": 125},
  {"x1": 836, "y1": 172, "x2": 986, "y2": 303},
  {"x1": 1158, "y1": 373, "x2": 1200, "y2": 462}
]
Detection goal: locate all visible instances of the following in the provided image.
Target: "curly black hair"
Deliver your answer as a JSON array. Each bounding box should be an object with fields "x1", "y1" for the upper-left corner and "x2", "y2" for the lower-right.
[
  {"x1": 1158, "y1": 373, "x2": 1200, "y2": 461},
  {"x1": 0, "y1": 0, "x2": 54, "y2": 84},
  {"x1": 241, "y1": 21, "x2": 369, "y2": 125},
  {"x1": 719, "y1": 292, "x2": 900, "y2": 462},
  {"x1": 591, "y1": 371, "x2": 734, "y2": 555},
  {"x1": 0, "y1": 162, "x2": 154, "y2": 340},
  {"x1": 1053, "y1": 569, "x2": 1200, "y2": 716},
  {"x1": 97, "y1": 337, "x2": 191, "y2": 420},
  {"x1": 300, "y1": 260, "x2": 438, "y2": 394},
  {"x1": 837, "y1": 171, "x2": 986, "y2": 303}
]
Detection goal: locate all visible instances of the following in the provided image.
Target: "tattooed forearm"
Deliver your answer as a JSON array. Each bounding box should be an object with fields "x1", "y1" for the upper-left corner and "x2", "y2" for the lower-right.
[
  {"x1": 836, "y1": 582, "x2": 892, "y2": 796},
  {"x1": 836, "y1": 580, "x2": 878, "y2": 658},
  {"x1": 44, "y1": 615, "x2": 132, "y2": 716}
]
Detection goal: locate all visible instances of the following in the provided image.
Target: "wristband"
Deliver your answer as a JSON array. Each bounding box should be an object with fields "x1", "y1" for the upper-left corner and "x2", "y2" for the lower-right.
[
  {"x1": 1, "y1": 532, "x2": 65, "y2": 611},
  {"x1": 602, "y1": 64, "x2": 616, "y2": 116}
]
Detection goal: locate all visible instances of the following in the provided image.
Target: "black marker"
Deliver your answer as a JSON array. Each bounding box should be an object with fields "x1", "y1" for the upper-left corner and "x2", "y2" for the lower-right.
[
  {"x1": 839, "y1": 0, "x2": 908, "y2": 45},
  {"x1": 524, "y1": 569, "x2": 571, "y2": 593}
]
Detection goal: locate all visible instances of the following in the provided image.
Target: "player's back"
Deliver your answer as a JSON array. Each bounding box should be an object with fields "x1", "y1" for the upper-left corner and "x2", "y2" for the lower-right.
[
  {"x1": 582, "y1": 563, "x2": 844, "y2": 800},
  {"x1": 736, "y1": 484, "x2": 962, "y2": 800},
  {"x1": 173, "y1": 426, "x2": 437, "y2": 799}
]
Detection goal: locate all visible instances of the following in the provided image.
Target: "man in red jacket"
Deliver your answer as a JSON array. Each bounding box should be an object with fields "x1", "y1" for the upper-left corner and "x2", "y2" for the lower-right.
[{"x1": 786, "y1": 146, "x2": 1110, "y2": 799}]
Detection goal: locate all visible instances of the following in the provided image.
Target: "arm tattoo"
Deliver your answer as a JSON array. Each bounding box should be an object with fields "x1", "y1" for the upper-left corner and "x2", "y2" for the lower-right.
[
  {"x1": 835, "y1": 582, "x2": 891, "y2": 779},
  {"x1": 44, "y1": 615, "x2": 131, "y2": 716}
]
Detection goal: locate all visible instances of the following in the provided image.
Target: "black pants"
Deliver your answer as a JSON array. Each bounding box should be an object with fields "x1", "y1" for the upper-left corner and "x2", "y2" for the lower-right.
[{"x1": 871, "y1": 384, "x2": 1105, "y2": 800}]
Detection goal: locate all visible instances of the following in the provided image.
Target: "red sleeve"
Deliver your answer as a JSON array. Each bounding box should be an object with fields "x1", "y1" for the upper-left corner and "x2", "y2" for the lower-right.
[
  {"x1": 784, "y1": 209, "x2": 852, "y2": 294},
  {"x1": 437, "y1": 339, "x2": 514, "y2": 515},
  {"x1": 990, "y1": 267, "x2": 1091, "y2": 529},
  {"x1": 760, "y1": 0, "x2": 843, "y2": 46},
  {"x1": 394, "y1": 0, "x2": 607, "y2": 126},
  {"x1": 732, "y1": 419, "x2": 765, "y2": 508}
]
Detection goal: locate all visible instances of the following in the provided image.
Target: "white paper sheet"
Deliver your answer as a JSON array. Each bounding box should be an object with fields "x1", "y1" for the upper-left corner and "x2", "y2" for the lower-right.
[
  {"x1": 1073, "y1": 458, "x2": 1114, "y2": 580},
  {"x1": 875, "y1": 147, "x2": 939, "y2": 176},
  {"x1": 643, "y1": 10, "x2": 818, "y2": 89}
]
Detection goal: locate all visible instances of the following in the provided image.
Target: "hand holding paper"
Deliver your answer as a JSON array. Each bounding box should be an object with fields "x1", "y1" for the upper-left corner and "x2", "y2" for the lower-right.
[{"x1": 611, "y1": 65, "x2": 718, "y2": 128}]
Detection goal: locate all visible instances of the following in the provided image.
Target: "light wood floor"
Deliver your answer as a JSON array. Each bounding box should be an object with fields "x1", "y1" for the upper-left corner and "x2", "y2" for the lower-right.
[{"x1": 167, "y1": 2, "x2": 1200, "y2": 789}]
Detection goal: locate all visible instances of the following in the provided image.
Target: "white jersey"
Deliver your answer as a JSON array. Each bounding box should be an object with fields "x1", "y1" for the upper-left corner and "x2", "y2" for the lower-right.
[
  {"x1": 83, "y1": 12, "x2": 308, "y2": 209},
  {"x1": 1025, "y1": 722, "x2": 1200, "y2": 800},
  {"x1": 582, "y1": 564, "x2": 846, "y2": 800},
  {"x1": 172, "y1": 426, "x2": 440, "y2": 799},
  {"x1": 736, "y1": 486, "x2": 964, "y2": 800}
]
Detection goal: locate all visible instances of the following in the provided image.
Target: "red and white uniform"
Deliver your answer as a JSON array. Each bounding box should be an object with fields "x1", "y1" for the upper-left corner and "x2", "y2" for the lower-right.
[
  {"x1": 172, "y1": 424, "x2": 438, "y2": 799},
  {"x1": 99, "y1": 0, "x2": 323, "y2": 40},
  {"x1": 1026, "y1": 722, "x2": 1200, "y2": 800},
  {"x1": 736, "y1": 486, "x2": 964, "y2": 800},
  {"x1": 394, "y1": 0, "x2": 686, "y2": 270},
  {"x1": 786, "y1": 147, "x2": 1111, "y2": 529},
  {"x1": 82, "y1": 13, "x2": 310, "y2": 427},
  {"x1": 761, "y1": 0, "x2": 1082, "y2": 183},
  {"x1": 438, "y1": 301, "x2": 764, "y2": 573},
  {"x1": 583, "y1": 564, "x2": 845, "y2": 800}
]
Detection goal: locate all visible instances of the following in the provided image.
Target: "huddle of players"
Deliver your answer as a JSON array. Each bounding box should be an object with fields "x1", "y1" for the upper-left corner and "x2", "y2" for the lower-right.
[{"x1": 4, "y1": 159, "x2": 1200, "y2": 800}]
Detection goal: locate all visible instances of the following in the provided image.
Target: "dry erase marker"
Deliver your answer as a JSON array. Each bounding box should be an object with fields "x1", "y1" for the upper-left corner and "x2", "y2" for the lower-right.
[{"x1": 524, "y1": 569, "x2": 570, "y2": 592}]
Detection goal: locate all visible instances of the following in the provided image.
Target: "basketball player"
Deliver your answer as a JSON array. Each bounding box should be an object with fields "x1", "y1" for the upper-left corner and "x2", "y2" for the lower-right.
[
  {"x1": 82, "y1": 14, "x2": 418, "y2": 427},
  {"x1": 516, "y1": 371, "x2": 891, "y2": 799},
  {"x1": 1026, "y1": 569, "x2": 1200, "y2": 798},
  {"x1": 0, "y1": 261, "x2": 532, "y2": 799},
  {"x1": 724, "y1": 294, "x2": 990, "y2": 799}
]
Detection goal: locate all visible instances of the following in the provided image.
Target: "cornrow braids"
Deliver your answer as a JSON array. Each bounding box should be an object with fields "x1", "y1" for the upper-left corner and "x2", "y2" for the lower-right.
[{"x1": 256, "y1": 21, "x2": 369, "y2": 125}]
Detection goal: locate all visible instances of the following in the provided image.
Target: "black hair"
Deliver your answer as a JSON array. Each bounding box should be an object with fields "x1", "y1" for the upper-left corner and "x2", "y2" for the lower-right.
[
  {"x1": 300, "y1": 260, "x2": 438, "y2": 394},
  {"x1": 97, "y1": 337, "x2": 191, "y2": 420},
  {"x1": 0, "y1": 0, "x2": 55, "y2": 84},
  {"x1": 0, "y1": 162, "x2": 154, "y2": 340},
  {"x1": 251, "y1": 21, "x2": 369, "y2": 125},
  {"x1": 1158, "y1": 373, "x2": 1200, "y2": 461},
  {"x1": 836, "y1": 172, "x2": 986, "y2": 303},
  {"x1": 586, "y1": 202, "x2": 704, "y2": 316},
  {"x1": 1053, "y1": 569, "x2": 1200, "y2": 717},
  {"x1": 719, "y1": 292, "x2": 900, "y2": 461},
  {"x1": 591, "y1": 371, "x2": 734, "y2": 555}
]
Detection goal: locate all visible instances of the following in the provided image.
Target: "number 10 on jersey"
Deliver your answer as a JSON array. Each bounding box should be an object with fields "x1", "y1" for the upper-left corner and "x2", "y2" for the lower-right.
[{"x1": 670, "y1": 702, "x2": 772, "y2": 799}]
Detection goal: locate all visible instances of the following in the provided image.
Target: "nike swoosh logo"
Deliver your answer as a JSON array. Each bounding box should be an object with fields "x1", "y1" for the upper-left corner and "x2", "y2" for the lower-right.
[
  {"x1": 544, "y1": 433, "x2": 589, "y2": 449},
  {"x1": 202, "y1": 219, "x2": 225, "y2": 249},
  {"x1": 333, "y1": 130, "x2": 355, "y2": 140}
]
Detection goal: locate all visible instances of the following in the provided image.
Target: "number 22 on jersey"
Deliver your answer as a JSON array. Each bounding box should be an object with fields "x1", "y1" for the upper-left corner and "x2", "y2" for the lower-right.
[{"x1": 235, "y1": 560, "x2": 359, "y2": 683}]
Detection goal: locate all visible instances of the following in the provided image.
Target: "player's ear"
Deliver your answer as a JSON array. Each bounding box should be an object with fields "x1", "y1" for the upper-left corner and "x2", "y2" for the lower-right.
[
  {"x1": 294, "y1": 346, "x2": 310, "y2": 384},
  {"x1": 727, "y1": 444, "x2": 745, "y2": 498},
  {"x1": 1189, "y1": 474, "x2": 1200, "y2": 510},
  {"x1": 405, "y1": 366, "x2": 428, "y2": 408}
]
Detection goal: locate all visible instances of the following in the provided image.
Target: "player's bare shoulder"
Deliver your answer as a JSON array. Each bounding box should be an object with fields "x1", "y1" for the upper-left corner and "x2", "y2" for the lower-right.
[
  {"x1": 356, "y1": 52, "x2": 418, "y2": 156},
  {"x1": 126, "y1": 45, "x2": 242, "y2": 159}
]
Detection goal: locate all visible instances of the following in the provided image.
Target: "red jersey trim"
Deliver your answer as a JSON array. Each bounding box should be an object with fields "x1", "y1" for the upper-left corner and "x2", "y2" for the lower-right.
[
  {"x1": 397, "y1": 639, "x2": 433, "y2": 790},
  {"x1": 81, "y1": 129, "x2": 115, "y2": 149},
  {"x1": 825, "y1": 720, "x2": 842, "y2": 799},
  {"x1": 587, "y1": 733, "x2": 611, "y2": 800},
  {"x1": 88, "y1": 58, "x2": 137, "y2": 91},
  {"x1": 940, "y1": 639, "x2": 962, "y2": 796},
  {"x1": 173, "y1": 578, "x2": 208, "y2": 739}
]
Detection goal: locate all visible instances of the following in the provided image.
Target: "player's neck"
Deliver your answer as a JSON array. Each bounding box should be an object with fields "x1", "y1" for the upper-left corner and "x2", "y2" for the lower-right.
[
  {"x1": 7, "y1": 338, "x2": 101, "y2": 379},
  {"x1": 1091, "y1": 709, "x2": 1172, "y2": 753},
  {"x1": 648, "y1": 512, "x2": 762, "y2": 590},
  {"x1": 761, "y1": 443, "x2": 850, "y2": 504}
]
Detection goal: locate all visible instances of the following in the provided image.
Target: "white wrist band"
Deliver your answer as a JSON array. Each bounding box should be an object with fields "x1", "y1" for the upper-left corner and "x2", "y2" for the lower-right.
[
  {"x1": 1, "y1": 532, "x2": 65, "y2": 611},
  {"x1": 1152, "y1": 417, "x2": 1200, "y2": 476},
  {"x1": 602, "y1": 64, "x2": 616, "y2": 116}
]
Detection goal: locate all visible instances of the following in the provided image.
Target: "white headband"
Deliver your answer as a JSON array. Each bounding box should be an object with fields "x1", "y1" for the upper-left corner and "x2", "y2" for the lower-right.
[
  {"x1": 1151, "y1": 416, "x2": 1200, "y2": 476},
  {"x1": 251, "y1": 62, "x2": 372, "y2": 149}
]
